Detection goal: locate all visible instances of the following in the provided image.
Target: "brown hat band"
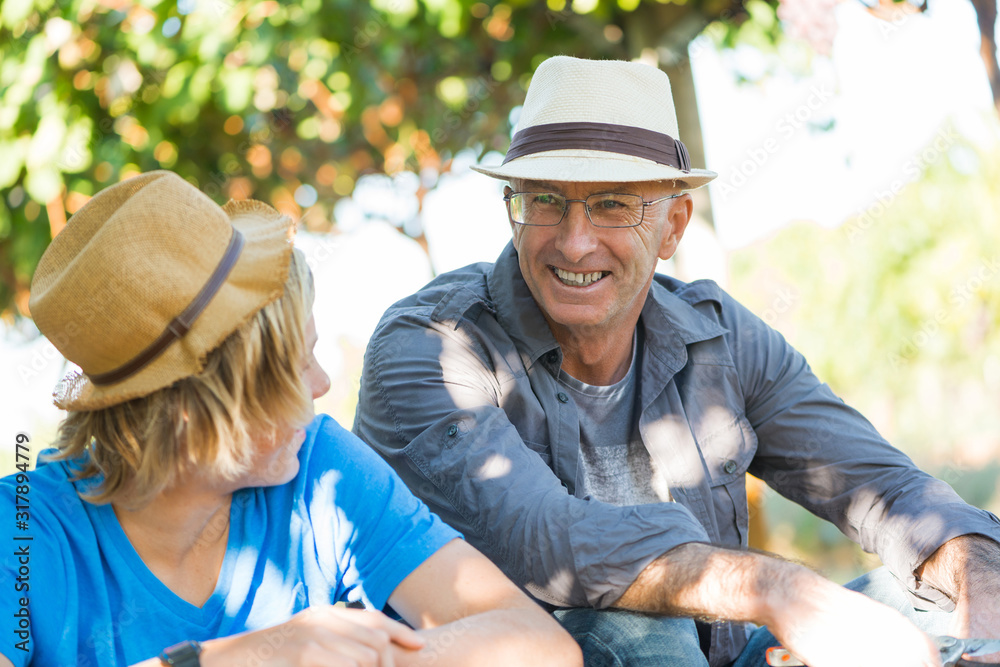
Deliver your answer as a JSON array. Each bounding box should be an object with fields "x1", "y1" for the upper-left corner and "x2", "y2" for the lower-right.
[
  {"x1": 88, "y1": 228, "x2": 246, "y2": 387},
  {"x1": 502, "y1": 121, "x2": 691, "y2": 173}
]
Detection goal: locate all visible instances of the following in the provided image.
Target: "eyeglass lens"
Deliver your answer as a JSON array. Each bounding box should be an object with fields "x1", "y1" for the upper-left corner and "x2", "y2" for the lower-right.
[{"x1": 509, "y1": 193, "x2": 645, "y2": 227}]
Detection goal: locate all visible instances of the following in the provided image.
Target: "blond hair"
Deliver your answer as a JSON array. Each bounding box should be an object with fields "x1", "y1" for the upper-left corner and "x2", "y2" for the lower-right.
[{"x1": 51, "y1": 249, "x2": 315, "y2": 507}]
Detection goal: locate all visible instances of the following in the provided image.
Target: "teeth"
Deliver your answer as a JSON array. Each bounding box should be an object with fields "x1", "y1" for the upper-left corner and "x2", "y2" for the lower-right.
[{"x1": 555, "y1": 268, "x2": 606, "y2": 286}]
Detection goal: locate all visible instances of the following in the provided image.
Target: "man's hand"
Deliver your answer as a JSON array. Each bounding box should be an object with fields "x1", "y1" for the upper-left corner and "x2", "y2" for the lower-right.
[
  {"x1": 615, "y1": 543, "x2": 942, "y2": 667},
  {"x1": 918, "y1": 535, "x2": 1000, "y2": 663},
  {"x1": 763, "y1": 569, "x2": 941, "y2": 667}
]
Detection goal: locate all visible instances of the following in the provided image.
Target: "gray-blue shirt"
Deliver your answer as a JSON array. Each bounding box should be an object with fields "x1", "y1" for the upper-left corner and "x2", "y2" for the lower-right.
[
  {"x1": 559, "y1": 327, "x2": 672, "y2": 506},
  {"x1": 353, "y1": 241, "x2": 1000, "y2": 666}
]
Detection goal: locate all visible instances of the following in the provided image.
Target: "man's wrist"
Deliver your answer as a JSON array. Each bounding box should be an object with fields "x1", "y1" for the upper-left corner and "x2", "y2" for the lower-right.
[
  {"x1": 751, "y1": 556, "x2": 831, "y2": 629},
  {"x1": 917, "y1": 534, "x2": 1000, "y2": 601}
]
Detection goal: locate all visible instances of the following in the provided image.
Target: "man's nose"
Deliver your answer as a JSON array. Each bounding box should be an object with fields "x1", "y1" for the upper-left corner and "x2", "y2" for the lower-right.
[{"x1": 555, "y1": 200, "x2": 598, "y2": 262}]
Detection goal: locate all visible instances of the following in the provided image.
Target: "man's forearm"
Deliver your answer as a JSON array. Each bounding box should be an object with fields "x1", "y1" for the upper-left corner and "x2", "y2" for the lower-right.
[
  {"x1": 613, "y1": 542, "x2": 943, "y2": 667},
  {"x1": 613, "y1": 542, "x2": 810, "y2": 624}
]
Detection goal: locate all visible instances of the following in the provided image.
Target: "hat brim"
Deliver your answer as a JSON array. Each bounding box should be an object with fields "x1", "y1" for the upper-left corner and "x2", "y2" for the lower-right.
[
  {"x1": 471, "y1": 149, "x2": 716, "y2": 190},
  {"x1": 54, "y1": 199, "x2": 295, "y2": 411}
]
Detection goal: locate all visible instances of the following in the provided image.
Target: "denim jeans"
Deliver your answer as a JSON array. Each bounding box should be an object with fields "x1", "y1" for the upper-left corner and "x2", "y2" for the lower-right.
[
  {"x1": 553, "y1": 608, "x2": 710, "y2": 666},
  {"x1": 554, "y1": 567, "x2": 953, "y2": 666}
]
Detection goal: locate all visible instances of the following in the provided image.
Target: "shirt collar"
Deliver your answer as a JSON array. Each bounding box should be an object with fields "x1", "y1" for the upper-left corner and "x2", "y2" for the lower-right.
[
  {"x1": 640, "y1": 275, "x2": 730, "y2": 373},
  {"x1": 487, "y1": 242, "x2": 560, "y2": 368}
]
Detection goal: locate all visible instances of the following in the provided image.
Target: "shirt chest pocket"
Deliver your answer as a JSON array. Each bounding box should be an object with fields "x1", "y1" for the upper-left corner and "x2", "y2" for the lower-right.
[{"x1": 699, "y1": 416, "x2": 758, "y2": 547}]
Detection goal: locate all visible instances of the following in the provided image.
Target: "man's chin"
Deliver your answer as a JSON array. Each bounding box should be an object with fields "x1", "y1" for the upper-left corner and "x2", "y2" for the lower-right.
[{"x1": 541, "y1": 304, "x2": 612, "y2": 332}]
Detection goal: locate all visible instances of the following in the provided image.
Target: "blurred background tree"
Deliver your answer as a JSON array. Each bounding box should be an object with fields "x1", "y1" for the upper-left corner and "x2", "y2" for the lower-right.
[
  {"x1": 3, "y1": 0, "x2": 995, "y2": 318},
  {"x1": 0, "y1": 0, "x2": 793, "y2": 320}
]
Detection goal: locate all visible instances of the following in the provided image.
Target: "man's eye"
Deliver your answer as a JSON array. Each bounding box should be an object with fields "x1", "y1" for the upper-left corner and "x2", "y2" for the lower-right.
[
  {"x1": 593, "y1": 197, "x2": 628, "y2": 210},
  {"x1": 533, "y1": 194, "x2": 562, "y2": 207}
]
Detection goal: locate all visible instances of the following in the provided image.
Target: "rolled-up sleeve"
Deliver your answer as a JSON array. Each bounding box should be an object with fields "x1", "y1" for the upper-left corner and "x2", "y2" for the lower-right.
[
  {"x1": 726, "y1": 293, "x2": 1000, "y2": 608},
  {"x1": 354, "y1": 310, "x2": 710, "y2": 608}
]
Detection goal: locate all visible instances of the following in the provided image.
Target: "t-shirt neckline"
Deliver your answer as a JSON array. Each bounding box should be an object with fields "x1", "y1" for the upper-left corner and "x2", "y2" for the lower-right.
[{"x1": 90, "y1": 486, "x2": 247, "y2": 624}]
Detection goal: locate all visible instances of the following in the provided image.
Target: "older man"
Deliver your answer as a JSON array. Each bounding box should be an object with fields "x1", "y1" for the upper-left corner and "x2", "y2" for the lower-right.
[{"x1": 353, "y1": 56, "x2": 1000, "y2": 667}]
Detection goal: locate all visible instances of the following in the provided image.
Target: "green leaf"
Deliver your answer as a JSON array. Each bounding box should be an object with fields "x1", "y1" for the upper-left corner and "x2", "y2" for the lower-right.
[
  {"x1": 59, "y1": 117, "x2": 94, "y2": 174},
  {"x1": 188, "y1": 64, "x2": 215, "y2": 104},
  {"x1": 26, "y1": 114, "x2": 67, "y2": 169},
  {"x1": 24, "y1": 165, "x2": 62, "y2": 203},
  {"x1": 746, "y1": 0, "x2": 776, "y2": 31},
  {"x1": 162, "y1": 61, "x2": 193, "y2": 99},
  {"x1": 0, "y1": 139, "x2": 26, "y2": 189},
  {"x1": 1, "y1": 0, "x2": 35, "y2": 31},
  {"x1": 222, "y1": 67, "x2": 255, "y2": 112}
]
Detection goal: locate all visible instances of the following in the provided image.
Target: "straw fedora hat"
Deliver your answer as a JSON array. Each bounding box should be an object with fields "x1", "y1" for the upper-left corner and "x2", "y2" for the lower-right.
[
  {"x1": 29, "y1": 170, "x2": 295, "y2": 411},
  {"x1": 472, "y1": 56, "x2": 716, "y2": 188}
]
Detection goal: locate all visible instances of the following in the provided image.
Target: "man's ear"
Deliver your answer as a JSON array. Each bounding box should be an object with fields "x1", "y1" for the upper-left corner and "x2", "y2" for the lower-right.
[
  {"x1": 658, "y1": 193, "x2": 693, "y2": 261},
  {"x1": 503, "y1": 185, "x2": 516, "y2": 235}
]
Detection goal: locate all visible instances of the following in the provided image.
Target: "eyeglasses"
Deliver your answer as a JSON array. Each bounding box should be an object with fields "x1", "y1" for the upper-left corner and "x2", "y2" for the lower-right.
[{"x1": 503, "y1": 191, "x2": 681, "y2": 228}]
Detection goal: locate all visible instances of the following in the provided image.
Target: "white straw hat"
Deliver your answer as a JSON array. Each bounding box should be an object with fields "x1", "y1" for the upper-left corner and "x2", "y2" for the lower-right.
[{"x1": 472, "y1": 56, "x2": 716, "y2": 189}]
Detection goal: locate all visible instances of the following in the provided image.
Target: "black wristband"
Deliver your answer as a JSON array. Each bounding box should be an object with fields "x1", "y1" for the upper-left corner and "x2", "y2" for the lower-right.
[{"x1": 159, "y1": 640, "x2": 202, "y2": 666}]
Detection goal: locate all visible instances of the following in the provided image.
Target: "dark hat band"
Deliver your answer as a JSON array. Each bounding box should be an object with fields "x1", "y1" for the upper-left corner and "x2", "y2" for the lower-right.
[
  {"x1": 88, "y1": 228, "x2": 246, "y2": 387},
  {"x1": 502, "y1": 121, "x2": 691, "y2": 173}
]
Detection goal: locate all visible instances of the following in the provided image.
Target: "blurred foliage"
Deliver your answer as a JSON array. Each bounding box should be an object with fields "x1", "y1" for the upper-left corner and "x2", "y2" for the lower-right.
[
  {"x1": 730, "y1": 130, "x2": 1000, "y2": 577},
  {"x1": 0, "y1": 0, "x2": 794, "y2": 319}
]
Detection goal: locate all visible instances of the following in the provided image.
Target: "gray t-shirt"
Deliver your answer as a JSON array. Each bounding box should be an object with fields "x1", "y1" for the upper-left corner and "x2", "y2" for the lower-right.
[{"x1": 557, "y1": 328, "x2": 671, "y2": 505}]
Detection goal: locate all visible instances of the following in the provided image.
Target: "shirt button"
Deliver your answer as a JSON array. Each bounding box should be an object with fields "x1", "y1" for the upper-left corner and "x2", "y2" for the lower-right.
[
  {"x1": 557, "y1": 392, "x2": 569, "y2": 403},
  {"x1": 723, "y1": 460, "x2": 738, "y2": 474},
  {"x1": 546, "y1": 351, "x2": 559, "y2": 364},
  {"x1": 447, "y1": 424, "x2": 458, "y2": 437}
]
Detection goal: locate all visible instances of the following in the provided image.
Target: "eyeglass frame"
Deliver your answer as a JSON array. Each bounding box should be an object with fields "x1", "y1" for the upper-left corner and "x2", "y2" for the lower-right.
[{"x1": 502, "y1": 189, "x2": 682, "y2": 228}]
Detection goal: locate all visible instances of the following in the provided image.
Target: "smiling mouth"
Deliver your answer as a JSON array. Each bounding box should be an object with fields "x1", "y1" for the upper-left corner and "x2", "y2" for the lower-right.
[{"x1": 553, "y1": 267, "x2": 608, "y2": 287}]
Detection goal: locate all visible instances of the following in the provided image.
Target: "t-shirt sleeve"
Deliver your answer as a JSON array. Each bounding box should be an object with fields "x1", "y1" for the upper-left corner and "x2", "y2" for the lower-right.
[{"x1": 302, "y1": 415, "x2": 462, "y2": 611}]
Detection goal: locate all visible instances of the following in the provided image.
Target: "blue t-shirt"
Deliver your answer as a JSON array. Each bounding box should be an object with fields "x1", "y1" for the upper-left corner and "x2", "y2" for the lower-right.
[{"x1": 0, "y1": 415, "x2": 461, "y2": 666}]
